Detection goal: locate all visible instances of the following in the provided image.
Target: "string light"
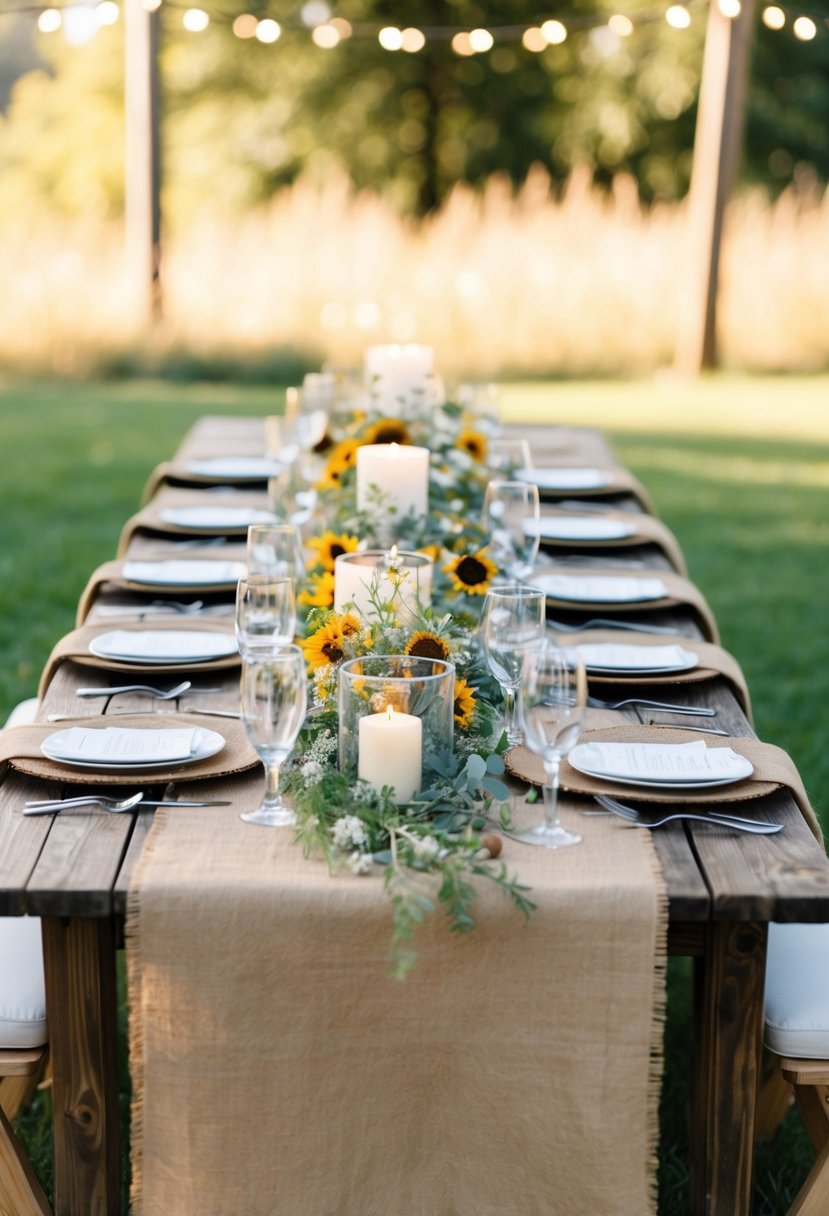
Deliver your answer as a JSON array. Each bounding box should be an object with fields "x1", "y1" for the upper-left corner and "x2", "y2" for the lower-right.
[
  {"x1": 762, "y1": 5, "x2": 786, "y2": 27},
  {"x1": 21, "y1": 0, "x2": 829, "y2": 50},
  {"x1": 665, "y1": 5, "x2": 692, "y2": 28},
  {"x1": 792, "y1": 14, "x2": 817, "y2": 36}
]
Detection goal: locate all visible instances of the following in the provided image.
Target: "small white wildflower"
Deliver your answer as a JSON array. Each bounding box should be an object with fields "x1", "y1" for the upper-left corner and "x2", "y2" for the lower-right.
[
  {"x1": 347, "y1": 850, "x2": 374, "y2": 876},
  {"x1": 300, "y1": 759, "x2": 324, "y2": 784},
  {"x1": 332, "y1": 815, "x2": 369, "y2": 850},
  {"x1": 413, "y1": 835, "x2": 441, "y2": 862}
]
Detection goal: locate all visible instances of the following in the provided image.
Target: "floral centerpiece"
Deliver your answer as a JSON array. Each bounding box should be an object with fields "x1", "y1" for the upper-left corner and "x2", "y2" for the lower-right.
[{"x1": 280, "y1": 380, "x2": 535, "y2": 977}]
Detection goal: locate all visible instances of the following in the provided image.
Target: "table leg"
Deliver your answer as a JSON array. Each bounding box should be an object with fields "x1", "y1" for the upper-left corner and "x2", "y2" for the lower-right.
[
  {"x1": 690, "y1": 920, "x2": 768, "y2": 1216},
  {"x1": 41, "y1": 918, "x2": 121, "y2": 1216}
]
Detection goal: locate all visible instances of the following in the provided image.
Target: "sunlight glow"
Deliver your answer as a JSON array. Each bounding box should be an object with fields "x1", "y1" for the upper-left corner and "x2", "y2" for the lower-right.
[
  {"x1": 717, "y1": 0, "x2": 741, "y2": 18},
  {"x1": 761, "y1": 5, "x2": 785, "y2": 28},
  {"x1": 451, "y1": 32, "x2": 474, "y2": 56},
  {"x1": 301, "y1": 1, "x2": 330, "y2": 27}
]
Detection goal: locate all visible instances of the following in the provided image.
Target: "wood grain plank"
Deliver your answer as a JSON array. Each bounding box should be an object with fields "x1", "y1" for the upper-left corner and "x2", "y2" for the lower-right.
[
  {"x1": 0, "y1": 775, "x2": 61, "y2": 916},
  {"x1": 25, "y1": 810, "x2": 132, "y2": 919},
  {"x1": 42, "y1": 917, "x2": 119, "y2": 1216},
  {"x1": 690, "y1": 920, "x2": 767, "y2": 1216}
]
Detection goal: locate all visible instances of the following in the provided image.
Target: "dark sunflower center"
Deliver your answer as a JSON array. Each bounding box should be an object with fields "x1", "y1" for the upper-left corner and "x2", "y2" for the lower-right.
[
  {"x1": 456, "y1": 556, "x2": 488, "y2": 586},
  {"x1": 322, "y1": 642, "x2": 344, "y2": 663},
  {"x1": 409, "y1": 637, "x2": 446, "y2": 660},
  {"x1": 377, "y1": 426, "x2": 406, "y2": 443},
  {"x1": 330, "y1": 544, "x2": 346, "y2": 560}
]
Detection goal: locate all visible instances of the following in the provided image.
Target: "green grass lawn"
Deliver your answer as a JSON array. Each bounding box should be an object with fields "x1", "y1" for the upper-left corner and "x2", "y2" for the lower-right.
[{"x1": 2, "y1": 373, "x2": 828, "y2": 1213}]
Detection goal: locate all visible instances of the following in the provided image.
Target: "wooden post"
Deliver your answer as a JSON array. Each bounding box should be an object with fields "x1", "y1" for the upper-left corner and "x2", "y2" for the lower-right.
[
  {"x1": 674, "y1": 0, "x2": 756, "y2": 375},
  {"x1": 124, "y1": 0, "x2": 162, "y2": 324}
]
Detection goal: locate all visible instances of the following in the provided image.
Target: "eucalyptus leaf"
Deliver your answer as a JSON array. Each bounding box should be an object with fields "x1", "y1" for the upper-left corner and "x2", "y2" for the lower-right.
[{"x1": 482, "y1": 776, "x2": 510, "y2": 801}]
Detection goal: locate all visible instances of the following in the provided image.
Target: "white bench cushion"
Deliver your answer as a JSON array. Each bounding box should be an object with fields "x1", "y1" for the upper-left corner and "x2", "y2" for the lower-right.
[
  {"x1": 0, "y1": 918, "x2": 47, "y2": 1048},
  {"x1": 765, "y1": 922, "x2": 829, "y2": 1059}
]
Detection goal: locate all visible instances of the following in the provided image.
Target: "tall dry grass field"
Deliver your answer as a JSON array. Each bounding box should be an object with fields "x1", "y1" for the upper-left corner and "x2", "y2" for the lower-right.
[{"x1": 3, "y1": 167, "x2": 828, "y2": 377}]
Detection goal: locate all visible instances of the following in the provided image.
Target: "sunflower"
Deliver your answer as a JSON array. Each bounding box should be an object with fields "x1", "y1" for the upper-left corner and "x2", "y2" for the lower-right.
[
  {"x1": 443, "y1": 549, "x2": 498, "y2": 596},
  {"x1": 457, "y1": 428, "x2": 488, "y2": 462},
  {"x1": 404, "y1": 631, "x2": 452, "y2": 662},
  {"x1": 316, "y1": 439, "x2": 360, "y2": 490},
  {"x1": 453, "y1": 677, "x2": 477, "y2": 730},
  {"x1": 363, "y1": 418, "x2": 411, "y2": 445},
  {"x1": 297, "y1": 571, "x2": 335, "y2": 609},
  {"x1": 306, "y1": 531, "x2": 360, "y2": 573},
  {"x1": 418, "y1": 543, "x2": 443, "y2": 564},
  {"x1": 302, "y1": 619, "x2": 348, "y2": 670}
]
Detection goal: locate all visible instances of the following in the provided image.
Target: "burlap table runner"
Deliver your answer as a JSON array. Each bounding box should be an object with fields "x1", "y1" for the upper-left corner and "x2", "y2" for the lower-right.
[
  {"x1": 526, "y1": 465, "x2": 654, "y2": 511},
  {"x1": 0, "y1": 714, "x2": 258, "y2": 785},
  {"x1": 537, "y1": 510, "x2": 687, "y2": 574},
  {"x1": 554, "y1": 629, "x2": 751, "y2": 719},
  {"x1": 141, "y1": 456, "x2": 277, "y2": 503},
  {"x1": 127, "y1": 770, "x2": 667, "y2": 1216},
  {"x1": 76, "y1": 559, "x2": 241, "y2": 625},
  {"x1": 38, "y1": 620, "x2": 239, "y2": 697},
  {"x1": 533, "y1": 568, "x2": 720, "y2": 642},
  {"x1": 505, "y1": 725, "x2": 822, "y2": 842},
  {"x1": 118, "y1": 487, "x2": 272, "y2": 554}
]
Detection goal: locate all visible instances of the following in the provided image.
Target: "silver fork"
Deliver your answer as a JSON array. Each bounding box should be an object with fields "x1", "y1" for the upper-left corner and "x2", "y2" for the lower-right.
[
  {"x1": 23, "y1": 793, "x2": 232, "y2": 815},
  {"x1": 587, "y1": 695, "x2": 717, "y2": 716},
  {"x1": 75, "y1": 681, "x2": 221, "y2": 699},
  {"x1": 595, "y1": 795, "x2": 782, "y2": 834},
  {"x1": 548, "y1": 618, "x2": 682, "y2": 636}
]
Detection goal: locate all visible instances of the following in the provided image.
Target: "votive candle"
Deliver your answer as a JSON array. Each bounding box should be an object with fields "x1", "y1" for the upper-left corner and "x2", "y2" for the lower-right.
[{"x1": 358, "y1": 706, "x2": 423, "y2": 802}]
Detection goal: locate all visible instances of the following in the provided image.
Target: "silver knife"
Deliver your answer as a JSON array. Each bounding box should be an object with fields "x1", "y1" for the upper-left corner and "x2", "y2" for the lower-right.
[{"x1": 23, "y1": 799, "x2": 232, "y2": 815}]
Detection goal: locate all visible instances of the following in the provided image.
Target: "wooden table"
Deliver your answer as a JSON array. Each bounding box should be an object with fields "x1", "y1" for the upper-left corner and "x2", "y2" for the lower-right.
[{"x1": 3, "y1": 418, "x2": 829, "y2": 1216}]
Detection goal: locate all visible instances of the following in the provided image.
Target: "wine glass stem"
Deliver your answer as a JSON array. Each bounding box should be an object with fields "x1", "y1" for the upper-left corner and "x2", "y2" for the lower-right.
[
  {"x1": 263, "y1": 759, "x2": 283, "y2": 809},
  {"x1": 503, "y1": 685, "x2": 522, "y2": 745},
  {"x1": 542, "y1": 756, "x2": 562, "y2": 829}
]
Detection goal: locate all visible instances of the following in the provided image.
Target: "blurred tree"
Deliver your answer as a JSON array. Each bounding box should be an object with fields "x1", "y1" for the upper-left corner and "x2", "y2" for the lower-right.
[{"x1": 0, "y1": 0, "x2": 827, "y2": 223}]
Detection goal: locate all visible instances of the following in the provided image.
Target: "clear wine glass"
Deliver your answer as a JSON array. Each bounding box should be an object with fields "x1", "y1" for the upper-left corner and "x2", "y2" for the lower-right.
[
  {"x1": 482, "y1": 479, "x2": 541, "y2": 579},
  {"x1": 480, "y1": 583, "x2": 546, "y2": 745},
  {"x1": 235, "y1": 575, "x2": 296, "y2": 658},
  {"x1": 487, "y1": 438, "x2": 532, "y2": 476},
  {"x1": 246, "y1": 523, "x2": 305, "y2": 581},
  {"x1": 240, "y1": 647, "x2": 307, "y2": 826},
  {"x1": 515, "y1": 639, "x2": 586, "y2": 848}
]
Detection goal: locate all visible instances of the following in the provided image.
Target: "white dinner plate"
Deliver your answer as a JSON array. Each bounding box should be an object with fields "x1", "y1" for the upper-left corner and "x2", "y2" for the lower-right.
[
  {"x1": 41, "y1": 726, "x2": 225, "y2": 770},
  {"x1": 517, "y1": 467, "x2": 613, "y2": 492},
  {"x1": 529, "y1": 573, "x2": 668, "y2": 603},
  {"x1": 183, "y1": 458, "x2": 282, "y2": 480},
  {"x1": 89, "y1": 630, "x2": 239, "y2": 665},
  {"x1": 122, "y1": 560, "x2": 246, "y2": 587},
  {"x1": 526, "y1": 516, "x2": 636, "y2": 542},
  {"x1": 158, "y1": 506, "x2": 275, "y2": 530},
  {"x1": 574, "y1": 643, "x2": 698, "y2": 676},
  {"x1": 569, "y1": 741, "x2": 753, "y2": 790}
]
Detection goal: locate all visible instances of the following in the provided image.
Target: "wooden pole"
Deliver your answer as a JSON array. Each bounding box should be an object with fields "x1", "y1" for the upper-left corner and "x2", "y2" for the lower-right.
[
  {"x1": 674, "y1": 0, "x2": 756, "y2": 375},
  {"x1": 124, "y1": 0, "x2": 162, "y2": 324}
]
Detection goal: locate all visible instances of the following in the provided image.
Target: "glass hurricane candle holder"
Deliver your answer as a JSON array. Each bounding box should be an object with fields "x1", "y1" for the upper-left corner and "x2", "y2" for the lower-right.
[
  {"x1": 338, "y1": 656, "x2": 455, "y2": 803},
  {"x1": 333, "y1": 548, "x2": 433, "y2": 620}
]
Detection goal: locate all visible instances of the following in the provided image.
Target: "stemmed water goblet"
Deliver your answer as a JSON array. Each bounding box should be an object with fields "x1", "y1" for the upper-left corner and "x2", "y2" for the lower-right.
[
  {"x1": 514, "y1": 638, "x2": 586, "y2": 849},
  {"x1": 239, "y1": 646, "x2": 307, "y2": 826},
  {"x1": 487, "y1": 438, "x2": 532, "y2": 477},
  {"x1": 482, "y1": 479, "x2": 541, "y2": 579},
  {"x1": 235, "y1": 574, "x2": 296, "y2": 659},
  {"x1": 480, "y1": 583, "x2": 546, "y2": 746}
]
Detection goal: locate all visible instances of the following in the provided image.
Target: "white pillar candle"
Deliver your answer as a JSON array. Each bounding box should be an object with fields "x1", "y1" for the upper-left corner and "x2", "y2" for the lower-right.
[
  {"x1": 356, "y1": 443, "x2": 429, "y2": 519},
  {"x1": 334, "y1": 550, "x2": 433, "y2": 619},
  {"x1": 358, "y1": 706, "x2": 423, "y2": 802},
  {"x1": 364, "y1": 344, "x2": 434, "y2": 403}
]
